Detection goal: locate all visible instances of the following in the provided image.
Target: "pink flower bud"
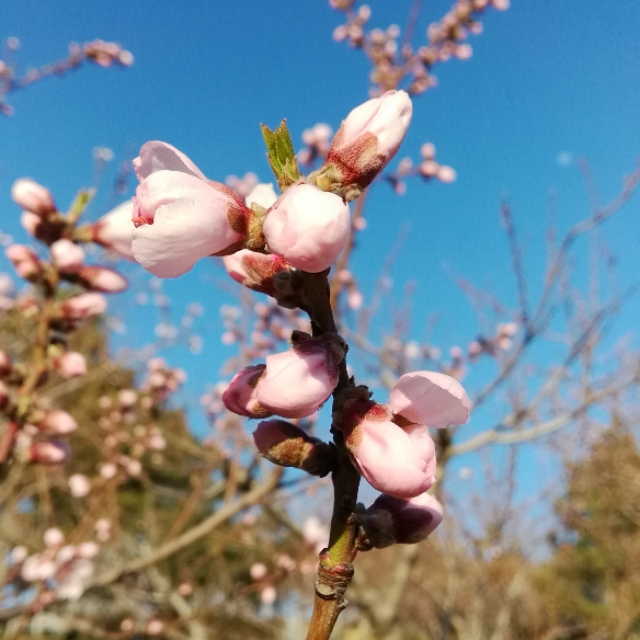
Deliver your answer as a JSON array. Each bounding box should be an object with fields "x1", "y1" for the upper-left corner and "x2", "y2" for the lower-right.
[
  {"x1": 253, "y1": 419, "x2": 335, "y2": 475},
  {"x1": 222, "y1": 250, "x2": 295, "y2": 298},
  {"x1": 146, "y1": 620, "x2": 164, "y2": 636},
  {"x1": 222, "y1": 364, "x2": 271, "y2": 418},
  {"x1": 118, "y1": 389, "x2": 137, "y2": 408},
  {"x1": 250, "y1": 562, "x2": 267, "y2": 581},
  {"x1": 132, "y1": 141, "x2": 251, "y2": 278},
  {"x1": 76, "y1": 266, "x2": 128, "y2": 292},
  {"x1": 245, "y1": 183, "x2": 278, "y2": 209},
  {"x1": 56, "y1": 352, "x2": 87, "y2": 378},
  {"x1": 60, "y1": 293, "x2": 107, "y2": 319},
  {"x1": 256, "y1": 334, "x2": 346, "y2": 418},
  {"x1": 21, "y1": 211, "x2": 42, "y2": 236},
  {"x1": 30, "y1": 439, "x2": 70, "y2": 464},
  {"x1": 51, "y1": 239, "x2": 86, "y2": 272},
  {"x1": 68, "y1": 474, "x2": 91, "y2": 497},
  {"x1": 360, "y1": 492, "x2": 443, "y2": 548},
  {"x1": 263, "y1": 183, "x2": 350, "y2": 273},
  {"x1": 0, "y1": 351, "x2": 11, "y2": 377},
  {"x1": 92, "y1": 200, "x2": 135, "y2": 260},
  {"x1": 260, "y1": 586, "x2": 277, "y2": 605},
  {"x1": 5, "y1": 244, "x2": 41, "y2": 279},
  {"x1": 343, "y1": 399, "x2": 436, "y2": 499},
  {"x1": 44, "y1": 527, "x2": 65, "y2": 547},
  {"x1": 389, "y1": 370, "x2": 470, "y2": 428},
  {"x1": 41, "y1": 410, "x2": 77, "y2": 434},
  {"x1": 324, "y1": 90, "x2": 413, "y2": 191},
  {"x1": 11, "y1": 178, "x2": 56, "y2": 216}
]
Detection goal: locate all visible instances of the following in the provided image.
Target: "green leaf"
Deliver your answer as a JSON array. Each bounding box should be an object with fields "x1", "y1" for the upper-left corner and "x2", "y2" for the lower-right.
[
  {"x1": 68, "y1": 188, "x2": 96, "y2": 223},
  {"x1": 260, "y1": 119, "x2": 301, "y2": 191}
]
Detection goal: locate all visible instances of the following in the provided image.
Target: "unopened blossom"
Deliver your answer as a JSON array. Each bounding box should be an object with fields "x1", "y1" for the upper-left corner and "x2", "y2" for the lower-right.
[
  {"x1": 56, "y1": 557, "x2": 94, "y2": 601},
  {"x1": 256, "y1": 334, "x2": 346, "y2": 418},
  {"x1": 40, "y1": 410, "x2": 77, "y2": 434},
  {"x1": 223, "y1": 250, "x2": 293, "y2": 296},
  {"x1": 91, "y1": 200, "x2": 135, "y2": 260},
  {"x1": 343, "y1": 399, "x2": 436, "y2": 499},
  {"x1": 146, "y1": 620, "x2": 164, "y2": 636},
  {"x1": 177, "y1": 582, "x2": 193, "y2": 597},
  {"x1": 50, "y1": 239, "x2": 85, "y2": 272},
  {"x1": 77, "y1": 541, "x2": 99, "y2": 558},
  {"x1": 250, "y1": 562, "x2": 267, "y2": 581},
  {"x1": 5, "y1": 244, "x2": 41, "y2": 279},
  {"x1": 263, "y1": 183, "x2": 350, "y2": 273},
  {"x1": 77, "y1": 265, "x2": 128, "y2": 292},
  {"x1": 253, "y1": 419, "x2": 334, "y2": 475},
  {"x1": 389, "y1": 370, "x2": 470, "y2": 428},
  {"x1": 21, "y1": 555, "x2": 57, "y2": 582},
  {"x1": 44, "y1": 527, "x2": 65, "y2": 547},
  {"x1": 322, "y1": 90, "x2": 413, "y2": 194},
  {"x1": 10, "y1": 546, "x2": 28, "y2": 564},
  {"x1": 11, "y1": 178, "x2": 56, "y2": 216},
  {"x1": 56, "y1": 352, "x2": 87, "y2": 378},
  {"x1": 260, "y1": 586, "x2": 277, "y2": 605},
  {"x1": 68, "y1": 474, "x2": 91, "y2": 497},
  {"x1": 132, "y1": 141, "x2": 252, "y2": 278},
  {"x1": 30, "y1": 440, "x2": 70, "y2": 464},
  {"x1": 222, "y1": 364, "x2": 271, "y2": 418},
  {"x1": 59, "y1": 293, "x2": 107, "y2": 319},
  {"x1": 118, "y1": 389, "x2": 137, "y2": 407},
  {"x1": 20, "y1": 211, "x2": 42, "y2": 236},
  {"x1": 302, "y1": 516, "x2": 329, "y2": 553},
  {"x1": 359, "y1": 492, "x2": 444, "y2": 548},
  {"x1": 245, "y1": 183, "x2": 278, "y2": 209}
]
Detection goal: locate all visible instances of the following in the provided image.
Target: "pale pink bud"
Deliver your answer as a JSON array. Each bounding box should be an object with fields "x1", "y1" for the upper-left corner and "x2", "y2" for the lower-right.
[
  {"x1": 118, "y1": 389, "x2": 137, "y2": 407},
  {"x1": 436, "y1": 165, "x2": 457, "y2": 183},
  {"x1": 68, "y1": 474, "x2": 91, "y2": 497},
  {"x1": 420, "y1": 142, "x2": 436, "y2": 159},
  {"x1": 256, "y1": 335, "x2": 346, "y2": 418},
  {"x1": 253, "y1": 419, "x2": 334, "y2": 475},
  {"x1": 222, "y1": 364, "x2": 271, "y2": 418},
  {"x1": 250, "y1": 562, "x2": 267, "y2": 581},
  {"x1": 41, "y1": 410, "x2": 77, "y2": 434},
  {"x1": 0, "y1": 351, "x2": 11, "y2": 376},
  {"x1": 360, "y1": 492, "x2": 443, "y2": 548},
  {"x1": 11, "y1": 178, "x2": 56, "y2": 216},
  {"x1": 5, "y1": 244, "x2": 40, "y2": 279},
  {"x1": 100, "y1": 463, "x2": 117, "y2": 479},
  {"x1": 245, "y1": 183, "x2": 278, "y2": 209},
  {"x1": 60, "y1": 293, "x2": 108, "y2": 319},
  {"x1": 303, "y1": 516, "x2": 329, "y2": 551},
  {"x1": 260, "y1": 586, "x2": 277, "y2": 605},
  {"x1": 325, "y1": 90, "x2": 413, "y2": 189},
  {"x1": 77, "y1": 541, "x2": 99, "y2": 558},
  {"x1": 497, "y1": 321, "x2": 518, "y2": 337},
  {"x1": 92, "y1": 200, "x2": 135, "y2": 260},
  {"x1": 56, "y1": 352, "x2": 87, "y2": 378},
  {"x1": 22, "y1": 555, "x2": 57, "y2": 581},
  {"x1": 10, "y1": 546, "x2": 28, "y2": 564},
  {"x1": 77, "y1": 266, "x2": 128, "y2": 292},
  {"x1": 177, "y1": 582, "x2": 193, "y2": 597},
  {"x1": 20, "y1": 211, "x2": 42, "y2": 236},
  {"x1": 44, "y1": 527, "x2": 65, "y2": 547},
  {"x1": 263, "y1": 183, "x2": 350, "y2": 273},
  {"x1": 132, "y1": 141, "x2": 250, "y2": 278},
  {"x1": 277, "y1": 554, "x2": 296, "y2": 572},
  {"x1": 343, "y1": 400, "x2": 436, "y2": 499},
  {"x1": 389, "y1": 370, "x2": 470, "y2": 428},
  {"x1": 50, "y1": 239, "x2": 85, "y2": 272},
  {"x1": 30, "y1": 440, "x2": 70, "y2": 464},
  {"x1": 120, "y1": 619, "x2": 135, "y2": 633},
  {"x1": 222, "y1": 250, "x2": 293, "y2": 297},
  {"x1": 146, "y1": 620, "x2": 164, "y2": 636}
]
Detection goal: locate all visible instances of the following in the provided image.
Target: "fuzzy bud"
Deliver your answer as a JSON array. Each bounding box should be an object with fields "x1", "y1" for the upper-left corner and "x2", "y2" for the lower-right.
[
  {"x1": 222, "y1": 364, "x2": 271, "y2": 419},
  {"x1": 59, "y1": 293, "x2": 108, "y2": 319},
  {"x1": 11, "y1": 178, "x2": 56, "y2": 216},
  {"x1": 75, "y1": 266, "x2": 128, "y2": 293},
  {"x1": 40, "y1": 410, "x2": 77, "y2": 434},
  {"x1": 29, "y1": 439, "x2": 70, "y2": 464},
  {"x1": 51, "y1": 239, "x2": 86, "y2": 272},
  {"x1": 55, "y1": 352, "x2": 87, "y2": 379}
]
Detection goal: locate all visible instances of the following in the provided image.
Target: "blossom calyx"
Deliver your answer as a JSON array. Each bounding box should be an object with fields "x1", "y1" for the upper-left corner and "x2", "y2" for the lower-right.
[
  {"x1": 256, "y1": 333, "x2": 346, "y2": 419},
  {"x1": 222, "y1": 364, "x2": 271, "y2": 419},
  {"x1": 343, "y1": 399, "x2": 436, "y2": 499},
  {"x1": 358, "y1": 492, "x2": 444, "y2": 549},
  {"x1": 253, "y1": 420, "x2": 335, "y2": 476},
  {"x1": 313, "y1": 91, "x2": 413, "y2": 201}
]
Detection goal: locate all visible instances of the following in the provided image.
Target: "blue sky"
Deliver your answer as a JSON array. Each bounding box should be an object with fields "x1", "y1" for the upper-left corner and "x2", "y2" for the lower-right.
[{"x1": 1, "y1": 0, "x2": 639, "y2": 539}]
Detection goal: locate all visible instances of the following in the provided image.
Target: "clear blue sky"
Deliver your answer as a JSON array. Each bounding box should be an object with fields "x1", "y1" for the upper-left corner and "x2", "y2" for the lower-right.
[{"x1": 1, "y1": 0, "x2": 639, "y2": 540}]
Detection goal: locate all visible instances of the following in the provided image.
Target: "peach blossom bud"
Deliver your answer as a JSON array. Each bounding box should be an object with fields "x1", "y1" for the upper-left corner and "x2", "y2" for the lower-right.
[
  {"x1": 359, "y1": 492, "x2": 443, "y2": 548},
  {"x1": 6, "y1": 244, "x2": 41, "y2": 279},
  {"x1": 11, "y1": 178, "x2": 56, "y2": 216},
  {"x1": 60, "y1": 293, "x2": 108, "y2": 319},
  {"x1": 41, "y1": 410, "x2": 77, "y2": 434},
  {"x1": 44, "y1": 527, "x2": 65, "y2": 547},
  {"x1": 57, "y1": 545, "x2": 76, "y2": 563},
  {"x1": 256, "y1": 334, "x2": 346, "y2": 418},
  {"x1": 222, "y1": 250, "x2": 294, "y2": 298},
  {"x1": 389, "y1": 370, "x2": 470, "y2": 428},
  {"x1": 468, "y1": 341, "x2": 482, "y2": 356},
  {"x1": 343, "y1": 399, "x2": 436, "y2": 499},
  {"x1": 277, "y1": 554, "x2": 296, "y2": 572},
  {"x1": 436, "y1": 165, "x2": 457, "y2": 183},
  {"x1": 263, "y1": 183, "x2": 350, "y2": 273},
  {"x1": 10, "y1": 546, "x2": 28, "y2": 564},
  {"x1": 77, "y1": 541, "x2": 99, "y2": 558},
  {"x1": 100, "y1": 463, "x2": 117, "y2": 479},
  {"x1": 120, "y1": 618, "x2": 135, "y2": 633},
  {"x1": 92, "y1": 200, "x2": 135, "y2": 260},
  {"x1": 492, "y1": 0, "x2": 509, "y2": 10},
  {"x1": 324, "y1": 90, "x2": 413, "y2": 192},
  {"x1": 245, "y1": 183, "x2": 278, "y2": 209},
  {"x1": 0, "y1": 351, "x2": 11, "y2": 377},
  {"x1": 177, "y1": 582, "x2": 193, "y2": 597},
  {"x1": 146, "y1": 620, "x2": 164, "y2": 636},
  {"x1": 454, "y1": 43, "x2": 473, "y2": 60},
  {"x1": 51, "y1": 239, "x2": 85, "y2": 272},
  {"x1": 419, "y1": 160, "x2": 439, "y2": 177},
  {"x1": 253, "y1": 420, "x2": 335, "y2": 476},
  {"x1": 420, "y1": 142, "x2": 436, "y2": 159},
  {"x1": 260, "y1": 586, "x2": 277, "y2": 605},
  {"x1": 132, "y1": 141, "x2": 250, "y2": 278},
  {"x1": 75, "y1": 265, "x2": 128, "y2": 293},
  {"x1": 56, "y1": 352, "x2": 87, "y2": 378},
  {"x1": 118, "y1": 389, "x2": 137, "y2": 407},
  {"x1": 222, "y1": 364, "x2": 271, "y2": 418},
  {"x1": 68, "y1": 474, "x2": 91, "y2": 497},
  {"x1": 30, "y1": 439, "x2": 70, "y2": 464},
  {"x1": 250, "y1": 562, "x2": 267, "y2": 581},
  {"x1": 497, "y1": 321, "x2": 518, "y2": 336},
  {"x1": 21, "y1": 211, "x2": 42, "y2": 236}
]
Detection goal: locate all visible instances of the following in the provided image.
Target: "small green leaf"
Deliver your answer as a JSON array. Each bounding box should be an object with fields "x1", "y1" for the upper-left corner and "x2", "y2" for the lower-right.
[
  {"x1": 260, "y1": 119, "x2": 301, "y2": 191},
  {"x1": 68, "y1": 188, "x2": 96, "y2": 223}
]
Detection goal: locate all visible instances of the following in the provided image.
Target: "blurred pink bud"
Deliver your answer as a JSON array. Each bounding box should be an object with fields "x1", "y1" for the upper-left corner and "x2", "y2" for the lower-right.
[
  {"x1": 22, "y1": 555, "x2": 57, "y2": 581},
  {"x1": 132, "y1": 141, "x2": 250, "y2": 278},
  {"x1": 420, "y1": 142, "x2": 436, "y2": 159},
  {"x1": 389, "y1": 370, "x2": 470, "y2": 428},
  {"x1": 100, "y1": 463, "x2": 117, "y2": 479},
  {"x1": 10, "y1": 546, "x2": 28, "y2": 564},
  {"x1": 77, "y1": 541, "x2": 99, "y2": 558},
  {"x1": 60, "y1": 293, "x2": 108, "y2": 319},
  {"x1": 436, "y1": 165, "x2": 457, "y2": 183},
  {"x1": 11, "y1": 178, "x2": 56, "y2": 216},
  {"x1": 277, "y1": 554, "x2": 296, "y2": 572},
  {"x1": 222, "y1": 250, "x2": 293, "y2": 297},
  {"x1": 30, "y1": 440, "x2": 69, "y2": 464},
  {"x1": 20, "y1": 211, "x2": 42, "y2": 236},
  {"x1": 253, "y1": 419, "x2": 334, "y2": 475},
  {"x1": 245, "y1": 183, "x2": 278, "y2": 209},
  {"x1": 250, "y1": 562, "x2": 267, "y2": 581},
  {"x1": 92, "y1": 200, "x2": 135, "y2": 260},
  {"x1": 0, "y1": 350, "x2": 13, "y2": 376},
  {"x1": 118, "y1": 389, "x2": 137, "y2": 407},
  {"x1": 419, "y1": 160, "x2": 439, "y2": 177},
  {"x1": 468, "y1": 341, "x2": 483, "y2": 356},
  {"x1": 263, "y1": 183, "x2": 350, "y2": 273},
  {"x1": 497, "y1": 321, "x2": 518, "y2": 337},
  {"x1": 256, "y1": 334, "x2": 346, "y2": 418},
  {"x1": 222, "y1": 364, "x2": 271, "y2": 418},
  {"x1": 77, "y1": 266, "x2": 128, "y2": 292},
  {"x1": 325, "y1": 90, "x2": 413, "y2": 190},
  {"x1": 68, "y1": 474, "x2": 91, "y2": 497},
  {"x1": 492, "y1": 0, "x2": 509, "y2": 10},
  {"x1": 56, "y1": 352, "x2": 87, "y2": 378},
  {"x1": 41, "y1": 410, "x2": 77, "y2": 434},
  {"x1": 360, "y1": 492, "x2": 443, "y2": 548},
  {"x1": 343, "y1": 399, "x2": 436, "y2": 499},
  {"x1": 260, "y1": 586, "x2": 277, "y2": 605},
  {"x1": 455, "y1": 43, "x2": 473, "y2": 60},
  {"x1": 120, "y1": 618, "x2": 135, "y2": 633},
  {"x1": 146, "y1": 620, "x2": 164, "y2": 636},
  {"x1": 51, "y1": 239, "x2": 85, "y2": 272},
  {"x1": 6, "y1": 244, "x2": 41, "y2": 279},
  {"x1": 303, "y1": 516, "x2": 329, "y2": 551}
]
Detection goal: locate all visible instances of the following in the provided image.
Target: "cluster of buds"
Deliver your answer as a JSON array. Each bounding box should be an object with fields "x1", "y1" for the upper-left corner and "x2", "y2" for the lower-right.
[
  {"x1": 385, "y1": 143, "x2": 457, "y2": 195},
  {"x1": 141, "y1": 357, "x2": 187, "y2": 400},
  {"x1": 297, "y1": 123, "x2": 333, "y2": 167},
  {"x1": 73, "y1": 39, "x2": 133, "y2": 68},
  {"x1": 468, "y1": 321, "x2": 518, "y2": 359}
]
